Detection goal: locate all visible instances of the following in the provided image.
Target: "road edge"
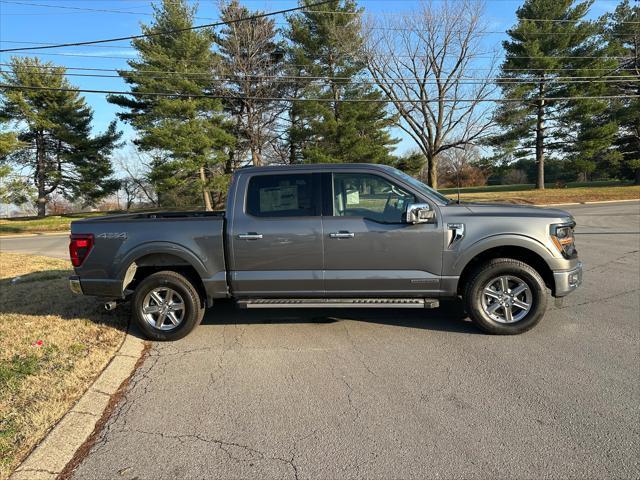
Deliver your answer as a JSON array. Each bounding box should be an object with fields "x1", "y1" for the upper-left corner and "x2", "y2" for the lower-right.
[
  {"x1": 0, "y1": 231, "x2": 71, "y2": 239},
  {"x1": 9, "y1": 334, "x2": 148, "y2": 480}
]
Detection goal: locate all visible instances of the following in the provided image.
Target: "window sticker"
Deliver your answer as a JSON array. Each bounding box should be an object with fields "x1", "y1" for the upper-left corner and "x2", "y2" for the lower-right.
[
  {"x1": 346, "y1": 189, "x2": 360, "y2": 206},
  {"x1": 259, "y1": 185, "x2": 298, "y2": 212}
]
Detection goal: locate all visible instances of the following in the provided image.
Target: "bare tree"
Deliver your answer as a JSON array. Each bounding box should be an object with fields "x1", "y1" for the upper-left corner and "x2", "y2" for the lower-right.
[
  {"x1": 364, "y1": 0, "x2": 497, "y2": 188},
  {"x1": 116, "y1": 149, "x2": 158, "y2": 206},
  {"x1": 215, "y1": 0, "x2": 286, "y2": 168},
  {"x1": 437, "y1": 145, "x2": 487, "y2": 188}
]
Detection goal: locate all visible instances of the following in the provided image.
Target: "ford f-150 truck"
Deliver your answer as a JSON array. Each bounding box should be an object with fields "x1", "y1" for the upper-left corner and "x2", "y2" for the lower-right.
[{"x1": 69, "y1": 163, "x2": 582, "y2": 340}]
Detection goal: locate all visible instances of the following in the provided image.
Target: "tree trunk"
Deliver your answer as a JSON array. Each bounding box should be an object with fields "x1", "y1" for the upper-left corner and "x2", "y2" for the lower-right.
[
  {"x1": 199, "y1": 166, "x2": 213, "y2": 211},
  {"x1": 635, "y1": 167, "x2": 640, "y2": 186},
  {"x1": 535, "y1": 81, "x2": 546, "y2": 190},
  {"x1": 427, "y1": 153, "x2": 438, "y2": 189},
  {"x1": 251, "y1": 147, "x2": 261, "y2": 167},
  {"x1": 36, "y1": 133, "x2": 47, "y2": 217}
]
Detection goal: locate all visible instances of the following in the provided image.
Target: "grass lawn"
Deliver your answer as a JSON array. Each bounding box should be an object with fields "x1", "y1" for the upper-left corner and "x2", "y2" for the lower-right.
[
  {"x1": 0, "y1": 252, "x2": 128, "y2": 480},
  {"x1": 0, "y1": 212, "x2": 104, "y2": 236}
]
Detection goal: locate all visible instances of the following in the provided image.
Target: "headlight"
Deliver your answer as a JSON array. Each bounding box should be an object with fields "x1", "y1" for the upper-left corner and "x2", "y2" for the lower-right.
[{"x1": 550, "y1": 223, "x2": 577, "y2": 259}]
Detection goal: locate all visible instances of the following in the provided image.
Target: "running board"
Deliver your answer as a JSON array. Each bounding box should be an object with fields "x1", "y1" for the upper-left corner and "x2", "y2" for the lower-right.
[{"x1": 237, "y1": 298, "x2": 439, "y2": 309}]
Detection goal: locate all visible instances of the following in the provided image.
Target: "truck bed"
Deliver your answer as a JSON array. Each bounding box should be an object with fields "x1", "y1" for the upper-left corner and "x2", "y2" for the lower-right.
[{"x1": 71, "y1": 211, "x2": 227, "y2": 299}]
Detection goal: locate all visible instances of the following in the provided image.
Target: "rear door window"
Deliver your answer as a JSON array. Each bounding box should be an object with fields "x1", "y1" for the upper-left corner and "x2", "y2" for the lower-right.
[{"x1": 246, "y1": 174, "x2": 317, "y2": 217}]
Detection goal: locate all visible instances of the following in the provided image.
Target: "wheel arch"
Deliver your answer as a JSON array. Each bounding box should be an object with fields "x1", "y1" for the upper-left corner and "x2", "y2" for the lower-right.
[
  {"x1": 456, "y1": 245, "x2": 556, "y2": 296},
  {"x1": 118, "y1": 245, "x2": 208, "y2": 306}
]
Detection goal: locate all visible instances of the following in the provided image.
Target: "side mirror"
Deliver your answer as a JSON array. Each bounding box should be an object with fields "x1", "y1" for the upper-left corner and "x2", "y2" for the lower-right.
[{"x1": 406, "y1": 203, "x2": 435, "y2": 224}]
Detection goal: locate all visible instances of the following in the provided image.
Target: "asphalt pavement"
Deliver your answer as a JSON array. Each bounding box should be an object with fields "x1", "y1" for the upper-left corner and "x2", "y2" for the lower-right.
[
  {"x1": 7, "y1": 202, "x2": 640, "y2": 479},
  {"x1": 0, "y1": 232, "x2": 70, "y2": 260}
]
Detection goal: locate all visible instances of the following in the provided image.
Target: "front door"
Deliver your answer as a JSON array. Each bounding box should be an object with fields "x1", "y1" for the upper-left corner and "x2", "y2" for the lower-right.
[
  {"x1": 229, "y1": 172, "x2": 324, "y2": 297},
  {"x1": 323, "y1": 171, "x2": 443, "y2": 296}
]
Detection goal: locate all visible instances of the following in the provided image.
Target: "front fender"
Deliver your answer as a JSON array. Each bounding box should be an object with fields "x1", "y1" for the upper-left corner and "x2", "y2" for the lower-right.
[{"x1": 445, "y1": 233, "x2": 563, "y2": 277}]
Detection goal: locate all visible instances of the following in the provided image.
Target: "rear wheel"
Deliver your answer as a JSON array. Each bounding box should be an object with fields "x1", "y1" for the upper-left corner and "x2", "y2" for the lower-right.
[
  {"x1": 464, "y1": 258, "x2": 548, "y2": 335},
  {"x1": 132, "y1": 271, "x2": 204, "y2": 341}
]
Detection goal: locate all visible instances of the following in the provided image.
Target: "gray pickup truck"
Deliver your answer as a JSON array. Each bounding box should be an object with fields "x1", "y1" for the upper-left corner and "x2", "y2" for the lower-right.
[{"x1": 69, "y1": 163, "x2": 582, "y2": 340}]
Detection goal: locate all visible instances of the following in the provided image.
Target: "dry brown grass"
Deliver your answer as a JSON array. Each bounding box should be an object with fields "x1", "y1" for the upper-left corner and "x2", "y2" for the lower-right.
[
  {"x1": 451, "y1": 185, "x2": 640, "y2": 204},
  {"x1": 0, "y1": 253, "x2": 127, "y2": 479}
]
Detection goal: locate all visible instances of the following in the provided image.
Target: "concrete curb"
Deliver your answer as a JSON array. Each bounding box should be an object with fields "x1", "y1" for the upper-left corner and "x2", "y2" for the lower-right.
[
  {"x1": 0, "y1": 231, "x2": 70, "y2": 239},
  {"x1": 533, "y1": 198, "x2": 640, "y2": 207},
  {"x1": 9, "y1": 334, "x2": 147, "y2": 480}
]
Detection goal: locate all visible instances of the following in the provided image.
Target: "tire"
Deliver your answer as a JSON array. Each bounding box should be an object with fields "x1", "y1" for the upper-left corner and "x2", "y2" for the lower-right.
[
  {"x1": 132, "y1": 270, "x2": 204, "y2": 341},
  {"x1": 464, "y1": 258, "x2": 548, "y2": 335}
]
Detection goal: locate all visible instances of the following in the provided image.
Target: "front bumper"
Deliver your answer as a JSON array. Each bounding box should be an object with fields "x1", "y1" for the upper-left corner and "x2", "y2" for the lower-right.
[
  {"x1": 69, "y1": 275, "x2": 83, "y2": 295},
  {"x1": 553, "y1": 261, "x2": 583, "y2": 297}
]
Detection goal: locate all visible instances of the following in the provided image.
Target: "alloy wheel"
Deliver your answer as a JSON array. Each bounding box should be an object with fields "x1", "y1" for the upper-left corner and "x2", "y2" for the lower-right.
[
  {"x1": 141, "y1": 287, "x2": 186, "y2": 331},
  {"x1": 481, "y1": 275, "x2": 532, "y2": 324}
]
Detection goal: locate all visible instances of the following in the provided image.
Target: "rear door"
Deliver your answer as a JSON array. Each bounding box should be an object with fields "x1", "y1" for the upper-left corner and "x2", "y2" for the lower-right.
[
  {"x1": 228, "y1": 171, "x2": 324, "y2": 297},
  {"x1": 322, "y1": 170, "x2": 443, "y2": 296}
]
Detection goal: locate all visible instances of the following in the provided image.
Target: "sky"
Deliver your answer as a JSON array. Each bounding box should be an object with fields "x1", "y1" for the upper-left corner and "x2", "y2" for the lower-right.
[{"x1": 0, "y1": 0, "x2": 621, "y2": 161}]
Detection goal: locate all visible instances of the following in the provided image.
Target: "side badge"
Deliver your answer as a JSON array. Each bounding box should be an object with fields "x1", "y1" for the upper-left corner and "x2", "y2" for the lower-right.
[{"x1": 96, "y1": 232, "x2": 128, "y2": 240}]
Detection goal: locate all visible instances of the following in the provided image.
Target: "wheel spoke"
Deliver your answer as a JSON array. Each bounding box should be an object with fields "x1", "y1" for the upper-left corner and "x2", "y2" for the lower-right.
[
  {"x1": 487, "y1": 302, "x2": 501, "y2": 313},
  {"x1": 143, "y1": 305, "x2": 161, "y2": 314},
  {"x1": 168, "y1": 302, "x2": 184, "y2": 313},
  {"x1": 499, "y1": 276, "x2": 509, "y2": 293},
  {"x1": 164, "y1": 288, "x2": 175, "y2": 303},
  {"x1": 483, "y1": 287, "x2": 501, "y2": 300},
  {"x1": 511, "y1": 283, "x2": 528, "y2": 296},
  {"x1": 156, "y1": 311, "x2": 167, "y2": 328},
  {"x1": 167, "y1": 311, "x2": 180, "y2": 325},
  {"x1": 150, "y1": 291, "x2": 164, "y2": 305},
  {"x1": 504, "y1": 306, "x2": 514, "y2": 322},
  {"x1": 513, "y1": 299, "x2": 530, "y2": 311}
]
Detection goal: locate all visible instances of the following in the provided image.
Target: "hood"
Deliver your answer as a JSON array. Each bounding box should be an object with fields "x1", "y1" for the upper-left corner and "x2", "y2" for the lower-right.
[{"x1": 461, "y1": 202, "x2": 573, "y2": 221}]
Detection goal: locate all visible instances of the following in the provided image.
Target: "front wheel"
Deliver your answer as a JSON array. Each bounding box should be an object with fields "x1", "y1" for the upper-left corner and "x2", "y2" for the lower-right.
[
  {"x1": 132, "y1": 270, "x2": 204, "y2": 341},
  {"x1": 464, "y1": 258, "x2": 548, "y2": 335}
]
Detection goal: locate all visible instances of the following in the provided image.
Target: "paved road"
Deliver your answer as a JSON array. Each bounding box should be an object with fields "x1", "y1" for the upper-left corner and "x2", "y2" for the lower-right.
[
  {"x1": 13, "y1": 202, "x2": 640, "y2": 478},
  {"x1": 0, "y1": 232, "x2": 69, "y2": 259}
]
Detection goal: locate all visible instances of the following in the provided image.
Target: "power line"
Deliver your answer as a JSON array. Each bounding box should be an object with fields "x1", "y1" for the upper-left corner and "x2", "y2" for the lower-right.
[
  {"x1": 0, "y1": 62, "x2": 627, "y2": 73},
  {"x1": 1, "y1": 68, "x2": 636, "y2": 85},
  {"x1": 0, "y1": 0, "x2": 157, "y2": 16},
  {"x1": 2, "y1": 84, "x2": 638, "y2": 103},
  {"x1": 3, "y1": 50, "x2": 631, "y2": 61},
  {"x1": 0, "y1": 0, "x2": 334, "y2": 53}
]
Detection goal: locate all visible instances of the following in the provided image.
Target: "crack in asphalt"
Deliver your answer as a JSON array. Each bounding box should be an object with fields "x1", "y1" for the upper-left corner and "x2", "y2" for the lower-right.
[
  {"x1": 342, "y1": 322, "x2": 378, "y2": 378},
  {"x1": 558, "y1": 288, "x2": 640, "y2": 310},
  {"x1": 127, "y1": 429, "x2": 300, "y2": 479},
  {"x1": 91, "y1": 351, "x2": 162, "y2": 455},
  {"x1": 584, "y1": 249, "x2": 640, "y2": 273}
]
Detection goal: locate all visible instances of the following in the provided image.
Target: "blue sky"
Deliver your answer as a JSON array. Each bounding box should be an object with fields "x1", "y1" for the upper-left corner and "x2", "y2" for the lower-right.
[{"x1": 0, "y1": 0, "x2": 620, "y2": 157}]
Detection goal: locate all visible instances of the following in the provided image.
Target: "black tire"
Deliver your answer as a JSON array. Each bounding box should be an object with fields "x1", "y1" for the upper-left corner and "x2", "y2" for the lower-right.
[
  {"x1": 464, "y1": 258, "x2": 548, "y2": 335},
  {"x1": 132, "y1": 270, "x2": 204, "y2": 341}
]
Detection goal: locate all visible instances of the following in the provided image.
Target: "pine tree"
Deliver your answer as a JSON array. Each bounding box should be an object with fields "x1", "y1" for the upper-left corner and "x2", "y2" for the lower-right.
[
  {"x1": 285, "y1": 0, "x2": 398, "y2": 164},
  {"x1": 215, "y1": 0, "x2": 285, "y2": 169},
  {"x1": 1, "y1": 57, "x2": 121, "y2": 217},
  {"x1": 561, "y1": 9, "x2": 620, "y2": 181},
  {"x1": 492, "y1": 0, "x2": 595, "y2": 189},
  {"x1": 604, "y1": 0, "x2": 640, "y2": 183},
  {"x1": 108, "y1": 0, "x2": 234, "y2": 210}
]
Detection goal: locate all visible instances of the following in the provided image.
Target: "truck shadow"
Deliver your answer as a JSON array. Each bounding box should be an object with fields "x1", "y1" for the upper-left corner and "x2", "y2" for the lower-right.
[
  {"x1": 200, "y1": 299, "x2": 480, "y2": 335},
  {"x1": 0, "y1": 274, "x2": 478, "y2": 336}
]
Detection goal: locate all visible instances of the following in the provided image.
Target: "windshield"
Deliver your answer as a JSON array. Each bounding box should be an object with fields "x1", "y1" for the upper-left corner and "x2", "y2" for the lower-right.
[{"x1": 382, "y1": 166, "x2": 451, "y2": 204}]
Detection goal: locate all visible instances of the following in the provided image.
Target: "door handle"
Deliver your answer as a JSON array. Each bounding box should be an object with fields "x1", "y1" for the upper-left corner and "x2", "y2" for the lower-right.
[
  {"x1": 329, "y1": 231, "x2": 355, "y2": 239},
  {"x1": 238, "y1": 233, "x2": 263, "y2": 240}
]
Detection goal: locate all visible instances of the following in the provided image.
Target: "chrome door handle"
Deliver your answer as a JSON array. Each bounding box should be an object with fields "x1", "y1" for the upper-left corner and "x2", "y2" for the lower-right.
[
  {"x1": 329, "y1": 231, "x2": 355, "y2": 239},
  {"x1": 238, "y1": 233, "x2": 263, "y2": 240}
]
